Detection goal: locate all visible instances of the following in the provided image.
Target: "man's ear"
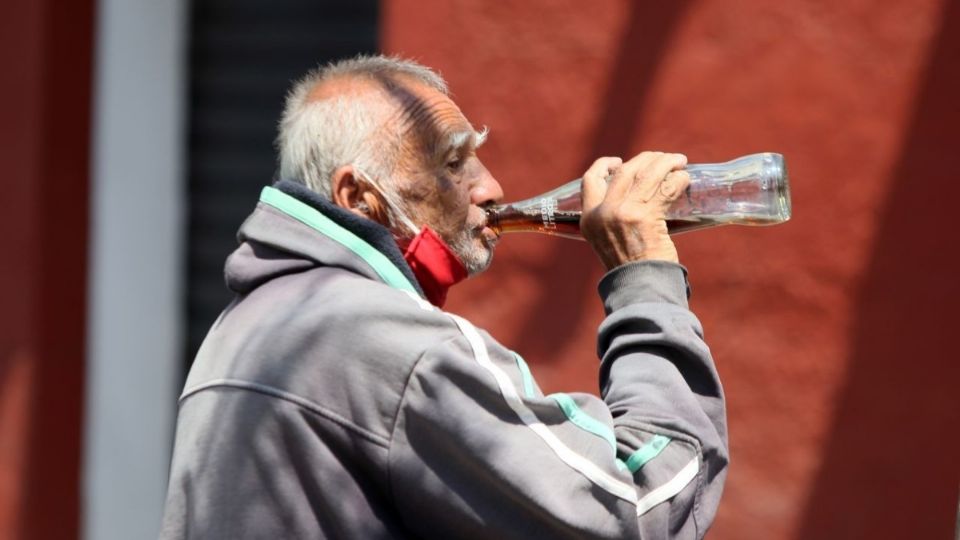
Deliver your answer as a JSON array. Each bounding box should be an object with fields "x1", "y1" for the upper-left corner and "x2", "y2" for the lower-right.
[{"x1": 330, "y1": 165, "x2": 389, "y2": 225}]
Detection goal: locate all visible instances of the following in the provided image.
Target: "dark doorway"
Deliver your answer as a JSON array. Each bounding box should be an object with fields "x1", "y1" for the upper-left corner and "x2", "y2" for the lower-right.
[{"x1": 185, "y1": 0, "x2": 379, "y2": 369}]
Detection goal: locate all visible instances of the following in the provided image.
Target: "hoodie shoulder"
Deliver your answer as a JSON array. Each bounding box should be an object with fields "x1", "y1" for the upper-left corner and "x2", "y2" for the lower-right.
[{"x1": 183, "y1": 265, "x2": 460, "y2": 444}]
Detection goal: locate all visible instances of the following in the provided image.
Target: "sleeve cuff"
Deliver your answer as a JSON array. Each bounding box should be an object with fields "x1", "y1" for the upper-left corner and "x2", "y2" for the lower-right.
[{"x1": 597, "y1": 261, "x2": 691, "y2": 314}]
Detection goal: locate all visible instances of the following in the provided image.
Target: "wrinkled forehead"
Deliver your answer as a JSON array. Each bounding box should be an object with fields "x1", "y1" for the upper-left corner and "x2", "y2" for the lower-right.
[
  {"x1": 310, "y1": 73, "x2": 474, "y2": 157},
  {"x1": 378, "y1": 76, "x2": 474, "y2": 157},
  {"x1": 305, "y1": 73, "x2": 481, "y2": 176}
]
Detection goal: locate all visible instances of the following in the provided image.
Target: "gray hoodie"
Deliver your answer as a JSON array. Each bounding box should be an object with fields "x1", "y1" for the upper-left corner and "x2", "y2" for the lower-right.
[{"x1": 160, "y1": 180, "x2": 728, "y2": 539}]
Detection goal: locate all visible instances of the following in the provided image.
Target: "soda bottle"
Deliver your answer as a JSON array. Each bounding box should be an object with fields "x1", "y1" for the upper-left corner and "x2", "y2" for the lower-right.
[{"x1": 486, "y1": 152, "x2": 792, "y2": 239}]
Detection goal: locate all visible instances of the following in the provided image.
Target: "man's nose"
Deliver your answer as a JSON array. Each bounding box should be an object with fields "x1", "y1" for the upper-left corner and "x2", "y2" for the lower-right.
[{"x1": 471, "y1": 163, "x2": 504, "y2": 206}]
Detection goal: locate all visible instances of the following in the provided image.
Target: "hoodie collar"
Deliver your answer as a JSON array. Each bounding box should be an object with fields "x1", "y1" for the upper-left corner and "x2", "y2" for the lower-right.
[
  {"x1": 264, "y1": 180, "x2": 424, "y2": 296},
  {"x1": 265, "y1": 180, "x2": 468, "y2": 306},
  {"x1": 261, "y1": 180, "x2": 467, "y2": 307}
]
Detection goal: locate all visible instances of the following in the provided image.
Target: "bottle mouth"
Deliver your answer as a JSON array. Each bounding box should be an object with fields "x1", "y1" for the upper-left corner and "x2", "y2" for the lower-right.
[{"x1": 767, "y1": 153, "x2": 792, "y2": 223}]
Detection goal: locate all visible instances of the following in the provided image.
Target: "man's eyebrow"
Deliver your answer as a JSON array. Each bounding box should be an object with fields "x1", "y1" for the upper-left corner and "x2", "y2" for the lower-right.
[
  {"x1": 440, "y1": 126, "x2": 489, "y2": 156},
  {"x1": 475, "y1": 126, "x2": 489, "y2": 148}
]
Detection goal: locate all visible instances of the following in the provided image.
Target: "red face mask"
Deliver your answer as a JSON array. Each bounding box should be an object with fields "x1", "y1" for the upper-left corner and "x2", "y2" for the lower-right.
[{"x1": 400, "y1": 226, "x2": 468, "y2": 308}]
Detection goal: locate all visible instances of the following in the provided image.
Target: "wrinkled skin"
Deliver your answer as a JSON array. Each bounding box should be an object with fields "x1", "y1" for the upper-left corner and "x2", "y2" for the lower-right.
[{"x1": 384, "y1": 78, "x2": 503, "y2": 275}]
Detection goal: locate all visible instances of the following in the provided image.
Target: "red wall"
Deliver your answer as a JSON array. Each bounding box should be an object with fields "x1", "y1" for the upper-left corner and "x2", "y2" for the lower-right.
[
  {"x1": 0, "y1": 0, "x2": 94, "y2": 538},
  {"x1": 384, "y1": 1, "x2": 960, "y2": 538}
]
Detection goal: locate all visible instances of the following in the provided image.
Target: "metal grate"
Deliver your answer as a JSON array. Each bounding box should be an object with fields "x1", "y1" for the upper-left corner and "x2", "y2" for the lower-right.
[{"x1": 185, "y1": 0, "x2": 378, "y2": 367}]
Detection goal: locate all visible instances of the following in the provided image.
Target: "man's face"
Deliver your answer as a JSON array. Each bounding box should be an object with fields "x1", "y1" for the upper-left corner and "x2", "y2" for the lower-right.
[{"x1": 386, "y1": 80, "x2": 504, "y2": 275}]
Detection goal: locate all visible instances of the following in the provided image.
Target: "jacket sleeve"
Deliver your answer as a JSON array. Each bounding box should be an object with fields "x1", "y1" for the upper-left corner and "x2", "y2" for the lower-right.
[{"x1": 388, "y1": 261, "x2": 728, "y2": 540}]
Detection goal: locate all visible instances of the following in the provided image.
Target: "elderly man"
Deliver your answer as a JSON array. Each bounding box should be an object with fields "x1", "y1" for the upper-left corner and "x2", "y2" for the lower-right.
[{"x1": 161, "y1": 55, "x2": 728, "y2": 539}]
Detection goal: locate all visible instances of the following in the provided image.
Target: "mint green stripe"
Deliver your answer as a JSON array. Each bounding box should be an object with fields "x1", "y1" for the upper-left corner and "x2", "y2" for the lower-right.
[
  {"x1": 548, "y1": 393, "x2": 617, "y2": 453},
  {"x1": 624, "y1": 435, "x2": 671, "y2": 473},
  {"x1": 512, "y1": 352, "x2": 536, "y2": 399},
  {"x1": 259, "y1": 187, "x2": 418, "y2": 295}
]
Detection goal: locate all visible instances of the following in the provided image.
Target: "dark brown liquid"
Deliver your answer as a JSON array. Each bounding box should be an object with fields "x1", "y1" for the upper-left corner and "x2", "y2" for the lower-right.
[{"x1": 488, "y1": 207, "x2": 711, "y2": 238}]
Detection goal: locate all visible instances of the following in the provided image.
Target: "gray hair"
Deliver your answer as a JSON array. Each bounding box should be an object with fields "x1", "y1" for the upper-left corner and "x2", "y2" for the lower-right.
[{"x1": 276, "y1": 55, "x2": 448, "y2": 199}]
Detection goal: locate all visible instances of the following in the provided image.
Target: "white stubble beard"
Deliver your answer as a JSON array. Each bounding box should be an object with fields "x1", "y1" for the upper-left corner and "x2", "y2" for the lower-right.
[
  {"x1": 390, "y1": 194, "x2": 496, "y2": 276},
  {"x1": 446, "y1": 224, "x2": 496, "y2": 276}
]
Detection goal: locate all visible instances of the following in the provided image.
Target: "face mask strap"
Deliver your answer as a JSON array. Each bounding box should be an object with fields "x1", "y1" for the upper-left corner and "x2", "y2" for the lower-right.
[{"x1": 353, "y1": 166, "x2": 421, "y2": 237}]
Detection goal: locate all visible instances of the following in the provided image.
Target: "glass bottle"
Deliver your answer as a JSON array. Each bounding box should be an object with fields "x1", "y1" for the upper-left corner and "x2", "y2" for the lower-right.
[{"x1": 486, "y1": 152, "x2": 792, "y2": 239}]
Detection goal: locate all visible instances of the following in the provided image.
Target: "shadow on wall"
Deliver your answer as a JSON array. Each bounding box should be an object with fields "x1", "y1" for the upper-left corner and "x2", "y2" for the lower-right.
[
  {"x1": 514, "y1": 1, "x2": 692, "y2": 362},
  {"x1": 797, "y1": 1, "x2": 960, "y2": 538}
]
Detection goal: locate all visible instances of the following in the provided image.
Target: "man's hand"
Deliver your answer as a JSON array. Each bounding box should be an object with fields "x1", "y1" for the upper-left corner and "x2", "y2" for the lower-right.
[{"x1": 580, "y1": 152, "x2": 690, "y2": 269}]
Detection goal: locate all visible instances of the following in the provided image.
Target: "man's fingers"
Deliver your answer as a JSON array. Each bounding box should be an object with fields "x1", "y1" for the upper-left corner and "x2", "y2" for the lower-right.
[
  {"x1": 627, "y1": 152, "x2": 688, "y2": 203},
  {"x1": 606, "y1": 152, "x2": 662, "y2": 201},
  {"x1": 581, "y1": 156, "x2": 622, "y2": 210},
  {"x1": 643, "y1": 152, "x2": 687, "y2": 194},
  {"x1": 582, "y1": 151, "x2": 689, "y2": 211},
  {"x1": 659, "y1": 170, "x2": 691, "y2": 201}
]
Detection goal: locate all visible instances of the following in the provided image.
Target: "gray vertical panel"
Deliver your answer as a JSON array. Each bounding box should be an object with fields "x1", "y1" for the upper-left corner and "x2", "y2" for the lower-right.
[
  {"x1": 186, "y1": 0, "x2": 379, "y2": 364},
  {"x1": 85, "y1": 0, "x2": 187, "y2": 538}
]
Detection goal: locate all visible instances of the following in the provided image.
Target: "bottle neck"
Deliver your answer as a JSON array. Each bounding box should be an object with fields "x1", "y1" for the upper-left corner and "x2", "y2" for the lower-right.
[{"x1": 487, "y1": 204, "x2": 585, "y2": 240}]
